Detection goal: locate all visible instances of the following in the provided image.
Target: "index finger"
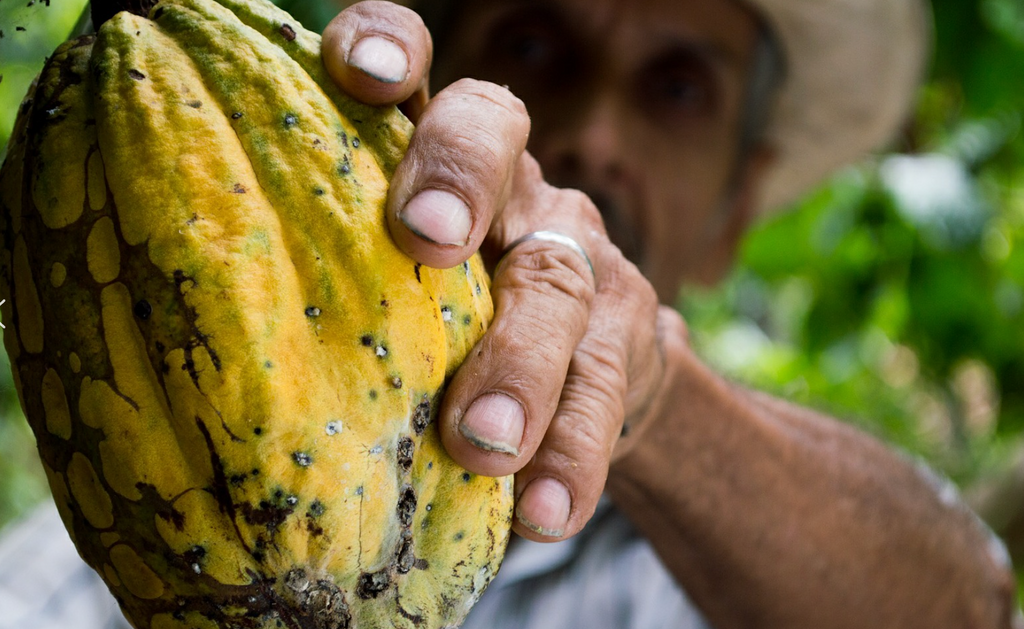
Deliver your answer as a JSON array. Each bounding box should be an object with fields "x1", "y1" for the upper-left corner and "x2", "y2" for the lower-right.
[
  {"x1": 321, "y1": 1, "x2": 432, "y2": 109},
  {"x1": 385, "y1": 79, "x2": 531, "y2": 269}
]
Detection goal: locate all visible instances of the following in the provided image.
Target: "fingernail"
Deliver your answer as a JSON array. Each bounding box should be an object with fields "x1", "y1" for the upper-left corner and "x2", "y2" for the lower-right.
[
  {"x1": 348, "y1": 36, "x2": 409, "y2": 84},
  {"x1": 400, "y1": 189, "x2": 472, "y2": 246},
  {"x1": 459, "y1": 394, "x2": 524, "y2": 456},
  {"x1": 516, "y1": 477, "x2": 571, "y2": 538}
]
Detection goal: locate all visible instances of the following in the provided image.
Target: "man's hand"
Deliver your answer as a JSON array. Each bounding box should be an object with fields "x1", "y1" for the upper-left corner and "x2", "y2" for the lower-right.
[{"x1": 322, "y1": 1, "x2": 672, "y2": 542}]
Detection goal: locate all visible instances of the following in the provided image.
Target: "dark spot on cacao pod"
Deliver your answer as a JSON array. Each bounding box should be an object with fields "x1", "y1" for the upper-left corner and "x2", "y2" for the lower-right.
[
  {"x1": 356, "y1": 570, "x2": 390, "y2": 599},
  {"x1": 232, "y1": 183, "x2": 247, "y2": 193},
  {"x1": 242, "y1": 500, "x2": 293, "y2": 531},
  {"x1": 414, "y1": 558, "x2": 429, "y2": 570},
  {"x1": 462, "y1": 472, "x2": 471, "y2": 482},
  {"x1": 127, "y1": 69, "x2": 145, "y2": 80},
  {"x1": 133, "y1": 299, "x2": 152, "y2": 320},
  {"x1": 292, "y1": 452, "x2": 312, "y2": 467},
  {"x1": 286, "y1": 495, "x2": 298, "y2": 506},
  {"x1": 286, "y1": 568, "x2": 310, "y2": 593},
  {"x1": 254, "y1": 427, "x2": 263, "y2": 435},
  {"x1": 397, "y1": 437, "x2": 413, "y2": 472},
  {"x1": 187, "y1": 100, "x2": 202, "y2": 109},
  {"x1": 396, "y1": 536, "x2": 415, "y2": 574},
  {"x1": 369, "y1": 389, "x2": 378, "y2": 400},
  {"x1": 360, "y1": 334, "x2": 372, "y2": 347},
  {"x1": 252, "y1": 468, "x2": 260, "y2": 476},
  {"x1": 463, "y1": 314, "x2": 472, "y2": 326},
  {"x1": 314, "y1": 187, "x2": 325, "y2": 196},
  {"x1": 338, "y1": 160, "x2": 351, "y2": 176},
  {"x1": 280, "y1": 23, "x2": 297, "y2": 41},
  {"x1": 264, "y1": 360, "x2": 273, "y2": 368},
  {"x1": 453, "y1": 531, "x2": 464, "y2": 542},
  {"x1": 427, "y1": 461, "x2": 433, "y2": 470},
  {"x1": 305, "y1": 306, "x2": 321, "y2": 317},
  {"x1": 391, "y1": 376, "x2": 403, "y2": 389},
  {"x1": 182, "y1": 545, "x2": 206, "y2": 572},
  {"x1": 397, "y1": 485, "x2": 417, "y2": 527},
  {"x1": 231, "y1": 111, "x2": 243, "y2": 120},
  {"x1": 462, "y1": 261, "x2": 470, "y2": 272},
  {"x1": 375, "y1": 344, "x2": 388, "y2": 358},
  {"x1": 412, "y1": 397, "x2": 431, "y2": 435},
  {"x1": 15, "y1": 26, "x2": 26, "y2": 32},
  {"x1": 302, "y1": 581, "x2": 351, "y2": 629},
  {"x1": 284, "y1": 113, "x2": 298, "y2": 128},
  {"x1": 307, "y1": 500, "x2": 325, "y2": 517},
  {"x1": 476, "y1": 283, "x2": 483, "y2": 295},
  {"x1": 414, "y1": 263, "x2": 422, "y2": 283},
  {"x1": 351, "y1": 137, "x2": 361, "y2": 148}
]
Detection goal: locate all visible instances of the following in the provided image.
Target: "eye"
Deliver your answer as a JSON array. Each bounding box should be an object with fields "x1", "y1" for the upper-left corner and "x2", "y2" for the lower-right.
[
  {"x1": 480, "y1": 9, "x2": 577, "y2": 88},
  {"x1": 637, "y1": 52, "x2": 719, "y2": 121},
  {"x1": 652, "y1": 73, "x2": 706, "y2": 108},
  {"x1": 502, "y1": 23, "x2": 555, "y2": 66}
]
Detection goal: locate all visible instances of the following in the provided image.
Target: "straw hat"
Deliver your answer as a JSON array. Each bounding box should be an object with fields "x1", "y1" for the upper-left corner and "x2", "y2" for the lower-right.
[
  {"x1": 745, "y1": 0, "x2": 931, "y2": 211},
  {"x1": 343, "y1": 0, "x2": 931, "y2": 214}
]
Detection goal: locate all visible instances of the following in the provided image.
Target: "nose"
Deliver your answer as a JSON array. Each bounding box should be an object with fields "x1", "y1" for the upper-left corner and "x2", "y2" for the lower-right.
[
  {"x1": 532, "y1": 91, "x2": 629, "y2": 187},
  {"x1": 530, "y1": 91, "x2": 646, "y2": 266}
]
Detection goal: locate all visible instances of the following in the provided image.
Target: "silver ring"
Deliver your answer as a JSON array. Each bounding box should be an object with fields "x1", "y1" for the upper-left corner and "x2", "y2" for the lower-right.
[{"x1": 501, "y1": 230, "x2": 595, "y2": 280}]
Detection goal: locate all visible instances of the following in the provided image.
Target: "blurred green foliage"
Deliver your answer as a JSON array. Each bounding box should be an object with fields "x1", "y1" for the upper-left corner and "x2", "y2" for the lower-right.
[
  {"x1": 0, "y1": 0, "x2": 1022, "y2": 587},
  {"x1": 680, "y1": 0, "x2": 1024, "y2": 493},
  {"x1": 0, "y1": 0, "x2": 89, "y2": 151},
  {"x1": 0, "y1": 0, "x2": 90, "y2": 531}
]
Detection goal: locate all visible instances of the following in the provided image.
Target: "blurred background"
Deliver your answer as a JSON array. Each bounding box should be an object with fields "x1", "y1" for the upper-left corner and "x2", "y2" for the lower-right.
[{"x1": 2, "y1": 0, "x2": 1024, "y2": 592}]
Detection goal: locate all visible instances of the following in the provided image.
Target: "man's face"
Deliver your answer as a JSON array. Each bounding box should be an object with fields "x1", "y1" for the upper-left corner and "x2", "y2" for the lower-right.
[{"x1": 432, "y1": 0, "x2": 768, "y2": 300}]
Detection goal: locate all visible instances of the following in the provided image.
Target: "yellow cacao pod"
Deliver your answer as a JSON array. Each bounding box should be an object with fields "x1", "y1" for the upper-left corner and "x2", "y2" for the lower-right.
[{"x1": 0, "y1": 1, "x2": 513, "y2": 627}]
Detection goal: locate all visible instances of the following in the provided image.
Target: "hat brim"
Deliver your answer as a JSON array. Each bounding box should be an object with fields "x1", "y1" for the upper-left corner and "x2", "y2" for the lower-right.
[{"x1": 747, "y1": 0, "x2": 931, "y2": 212}]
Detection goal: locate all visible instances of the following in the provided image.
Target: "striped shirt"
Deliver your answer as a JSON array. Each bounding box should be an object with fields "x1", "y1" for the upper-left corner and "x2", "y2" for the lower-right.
[{"x1": 0, "y1": 498, "x2": 709, "y2": 629}]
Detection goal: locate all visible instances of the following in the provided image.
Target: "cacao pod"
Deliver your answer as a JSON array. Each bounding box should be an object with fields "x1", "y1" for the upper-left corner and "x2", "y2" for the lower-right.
[{"x1": 0, "y1": 0, "x2": 513, "y2": 627}]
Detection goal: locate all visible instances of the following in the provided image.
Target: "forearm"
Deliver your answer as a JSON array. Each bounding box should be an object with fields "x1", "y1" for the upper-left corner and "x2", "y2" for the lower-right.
[{"x1": 606, "y1": 323, "x2": 1018, "y2": 629}]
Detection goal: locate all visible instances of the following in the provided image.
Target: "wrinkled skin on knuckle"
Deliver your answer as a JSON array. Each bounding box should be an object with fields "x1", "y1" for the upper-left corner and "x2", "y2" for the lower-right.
[
  {"x1": 498, "y1": 246, "x2": 595, "y2": 309},
  {"x1": 446, "y1": 130, "x2": 508, "y2": 187},
  {"x1": 349, "y1": 1, "x2": 424, "y2": 33},
  {"x1": 447, "y1": 78, "x2": 529, "y2": 123},
  {"x1": 597, "y1": 258, "x2": 666, "y2": 424},
  {"x1": 556, "y1": 394, "x2": 622, "y2": 462},
  {"x1": 571, "y1": 335, "x2": 630, "y2": 412},
  {"x1": 433, "y1": 79, "x2": 529, "y2": 151},
  {"x1": 488, "y1": 322, "x2": 566, "y2": 376}
]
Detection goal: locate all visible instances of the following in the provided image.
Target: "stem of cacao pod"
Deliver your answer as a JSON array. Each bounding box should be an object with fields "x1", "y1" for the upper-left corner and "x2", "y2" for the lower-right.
[{"x1": 90, "y1": 0, "x2": 159, "y2": 30}]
